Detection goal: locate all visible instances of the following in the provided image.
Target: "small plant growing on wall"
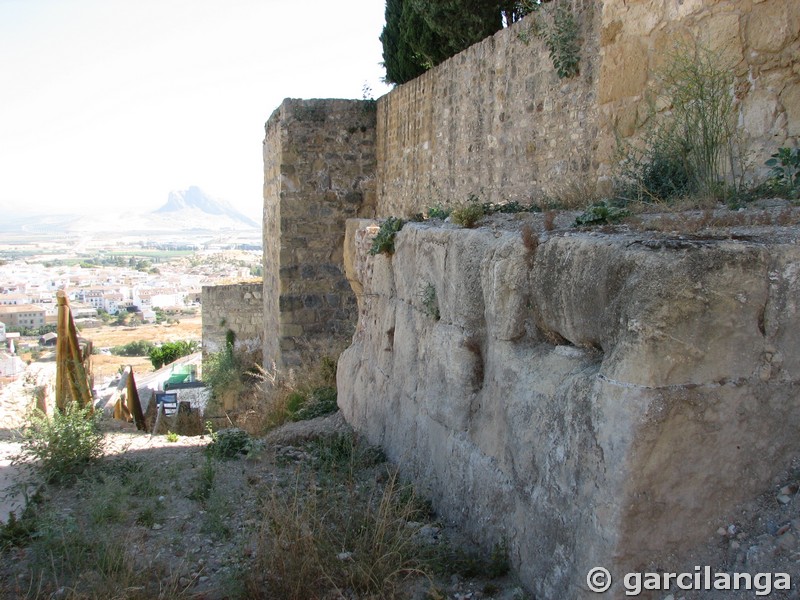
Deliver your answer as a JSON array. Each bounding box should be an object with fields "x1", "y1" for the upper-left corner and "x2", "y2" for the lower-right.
[
  {"x1": 418, "y1": 282, "x2": 440, "y2": 320},
  {"x1": 574, "y1": 200, "x2": 630, "y2": 227},
  {"x1": 521, "y1": 223, "x2": 539, "y2": 258},
  {"x1": 451, "y1": 196, "x2": 486, "y2": 228},
  {"x1": 369, "y1": 217, "x2": 406, "y2": 256},
  {"x1": 427, "y1": 204, "x2": 451, "y2": 220},
  {"x1": 543, "y1": 1, "x2": 580, "y2": 79},
  {"x1": 765, "y1": 147, "x2": 800, "y2": 199},
  {"x1": 519, "y1": 0, "x2": 581, "y2": 79},
  {"x1": 617, "y1": 42, "x2": 739, "y2": 203}
]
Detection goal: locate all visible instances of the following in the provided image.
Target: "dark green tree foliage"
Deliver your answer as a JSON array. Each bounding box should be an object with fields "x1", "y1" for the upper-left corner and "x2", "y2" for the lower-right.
[
  {"x1": 382, "y1": 0, "x2": 534, "y2": 84},
  {"x1": 148, "y1": 340, "x2": 198, "y2": 370},
  {"x1": 409, "y1": 0, "x2": 501, "y2": 67},
  {"x1": 380, "y1": 0, "x2": 429, "y2": 84}
]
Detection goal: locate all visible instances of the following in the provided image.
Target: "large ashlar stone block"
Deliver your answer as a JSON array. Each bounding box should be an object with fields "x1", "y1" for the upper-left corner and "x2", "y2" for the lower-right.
[
  {"x1": 339, "y1": 219, "x2": 800, "y2": 599},
  {"x1": 781, "y1": 80, "x2": 800, "y2": 136},
  {"x1": 741, "y1": 88, "x2": 782, "y2": 138},
  {"x1": 746, "y1": 0, "x2": 800, "y2": 53},
  {"x1": 697, "y1": 11, "x2": 742, "y2": 64},
  {"x1": 598, "y1": 36, "x2": 649, "y2": 104}
]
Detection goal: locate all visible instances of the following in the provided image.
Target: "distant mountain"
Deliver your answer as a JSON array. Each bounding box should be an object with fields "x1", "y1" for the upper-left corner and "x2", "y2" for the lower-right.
[
  {"x1": 154, "y1": 186, "x2": 259, "y2": 228},
  {"x1": 0, "y1": 187, "x2": 260, "y2": 234},
  {"x1": 0, "y1": 213, "x2": 83, "y2": 234}
]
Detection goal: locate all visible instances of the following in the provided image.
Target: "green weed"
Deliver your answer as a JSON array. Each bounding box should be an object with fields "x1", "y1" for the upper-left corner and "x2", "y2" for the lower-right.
[
  {"x1": 574, "y1": 201, "x2": 630, "y2": 226},
  {"x1": 369, "y1": 216, "x2": 406, "y2": 256},
  {"x1": 419, "y1": 282, "x2": 441, "y2": 321},
  {"x1": 205, "y1": 428, "x2": 252, "y2": 460},
  {"x1": 766, "y1": 147, "x2": 800, "y2": 199},
  {"x1": 17, "y1": 402, "x2": 105, "y2": 484},
  {"x1": 451, "y1": 203, "x2": 485, "y2": 228}
]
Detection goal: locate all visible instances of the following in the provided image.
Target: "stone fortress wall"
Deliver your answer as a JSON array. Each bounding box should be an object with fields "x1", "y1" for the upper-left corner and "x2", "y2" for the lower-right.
[
  {"x1": 253, "y1": 1, "x2": 800, "y2": 595},
  {"x1": 261, "y1": 99, "x2": 377, "y2": 366},
  {"x1": 339, "y1": 218, "x2": 800, "y2": 599},
  {"x1": 375, "y1": 0, "x2": 799, "y2": 217},
  {"x1": 201, "y1": 282, "x2": 263, "y2": 356},
  {"x1": 259, "y1": 0, "x2": 798, "y2": 367}
]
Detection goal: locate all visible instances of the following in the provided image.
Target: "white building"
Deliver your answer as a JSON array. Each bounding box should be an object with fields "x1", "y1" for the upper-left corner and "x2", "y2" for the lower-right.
[{"x1": 0, "y1": 293, "x2": 31, "y2": 306}]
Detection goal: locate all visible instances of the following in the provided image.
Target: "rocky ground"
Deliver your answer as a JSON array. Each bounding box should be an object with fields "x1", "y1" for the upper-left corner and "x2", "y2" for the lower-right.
[
  {"x1": 0, "y1": 412, "x2": 528, "y2": 600},
  {"x1": 665, "y1": 455, "x2": 800, "y2": 600},
  {"x1": 1, "y1": 408, "x2": 799, "y2": 600}
]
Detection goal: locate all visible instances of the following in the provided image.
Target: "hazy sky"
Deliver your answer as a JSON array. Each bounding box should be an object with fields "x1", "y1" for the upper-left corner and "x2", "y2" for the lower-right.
[{"x1": 0, "y1": 0, "x2": 392, "y2": 221}]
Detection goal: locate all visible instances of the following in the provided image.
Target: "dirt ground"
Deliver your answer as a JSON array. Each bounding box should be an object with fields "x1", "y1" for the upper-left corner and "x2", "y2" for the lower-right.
[
  {"x1": 81, "y1": 316, "x2": 202, "y2": 349},
  {"x1": 81, "y1": 316, "x2": 202, "y2": 380},
  {"x1": 0, "y1": 414, "x2": 529, "y2": 600}
]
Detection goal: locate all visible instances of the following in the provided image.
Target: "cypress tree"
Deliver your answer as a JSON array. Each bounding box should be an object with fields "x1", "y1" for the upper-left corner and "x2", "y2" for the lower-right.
[
  {"x1": 381, "y1": 0, "x2": 428, "y2": 84},
  {"x1": 382, "y1": 0, "x2": 537, "y2": 85}
]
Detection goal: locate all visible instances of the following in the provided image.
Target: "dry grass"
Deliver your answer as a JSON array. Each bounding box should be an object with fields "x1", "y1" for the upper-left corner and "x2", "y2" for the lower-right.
[
  {"x1": 520, "y1": 223, "x2": 539, "y2": 256},
  {"x1": 541, "y1": 178, "x2": 607, "y2": 210},
  {"x1": 91, "y1": 355, "x2": 153, "y2": 380},
  {"x1": 80, "y1": 316, "x2": 202, "y2": 380},
  {"x1": 80, "y1": 316, "x2": 202, "y2": 348},
  {"x1": 207, "y1": 336, "x2": 347, "y2": 436},
  {"x1": 543, "y1": 210, "x2": 557, "y2": 231},
  {"x1": 632, "y1": 206, "x2": 799, "y2": 234},
  {"x1": 246, "y1": 468, "x2": 429, "y2": 599}
]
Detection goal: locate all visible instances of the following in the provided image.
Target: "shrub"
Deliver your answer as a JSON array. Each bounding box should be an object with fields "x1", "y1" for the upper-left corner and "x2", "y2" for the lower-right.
[
  {"x1": 205, "y1": 427, "x2": 253, "y2": 460},
  {"x1": 0, "y1": 497, "x2": 41, "y2": 550},
  {"x1": 369, "y1": 216, "x2": 406, "y2": 256},
  {"x1": 543, "y1": 1, "x2": 581, "y2": 79},
  {"x1": 149, "y1": 339, "x2": 198, "y2": 369},
  {"x1": 766, "y1": 147, "x2": 800, "y2": 199},
  {"x1": 618, "y1": 43, "x2": 738, "y2": 203},
  {"x1": 419, "y1": 282, "x2": 441, "y2": 320},
  {"x1": 574, "y1": 201, "x2": 630, "y2": 226},
  {"x1": 202, "y1": 333, "x2": 243, "y2": 400},
  {"x1": 427, "y1": 204, "x2": 451, "y2": 220},
  {"x1": 622, "y1": 135, "x2": 692, "y2": 202},
  {"x1": 263, "y1": 353, "x2": 341, "y2": 428},
  {"x1": 288, "y1": 386, "x2": 339, "y2": 422},
  {"x1": 521, "y1": 0, "x2": 581, "y2": 79},
  {"x1": 306, "y1": 432, "x2": 386, "y2": 477},
  {"x1": 451, "y1": 202, "x2": 485, "y2": 228},
  {"x1": 18, "y1": 402, "x2": 105, "y2": 484},
  {"x1": 661, "y1": 44, "x2": 737, "y2": 198},
  {"x1": 111, "y1": 339, "x2": 155, "y2": 357}
]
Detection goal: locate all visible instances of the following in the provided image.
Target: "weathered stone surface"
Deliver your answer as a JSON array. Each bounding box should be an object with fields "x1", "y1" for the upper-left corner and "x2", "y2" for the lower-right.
[
  {"x1": 201, "y1": 283, "x2": 263, "y2": 356},
  {"x1": 746, "y1": 0, "x2": 800, "y2": 53},
  {"x1": 375, "y1": 3, "x2": 600, "y2": 216},
  {"x1": 261, "y1": 4, "x2": 800, "y2": 588},
  {"x1": 370, "y1": 0, "x2": 798, "y2": 218},
  {"x1": 338, "y1": 219, "x2": 800, "y2": 599},
  {"x1": 262, "y1": 99, "x2": 377, "y2": 366},
  {"x1": 781, "y1": 80, "x2": 800, "y2": 136}
]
